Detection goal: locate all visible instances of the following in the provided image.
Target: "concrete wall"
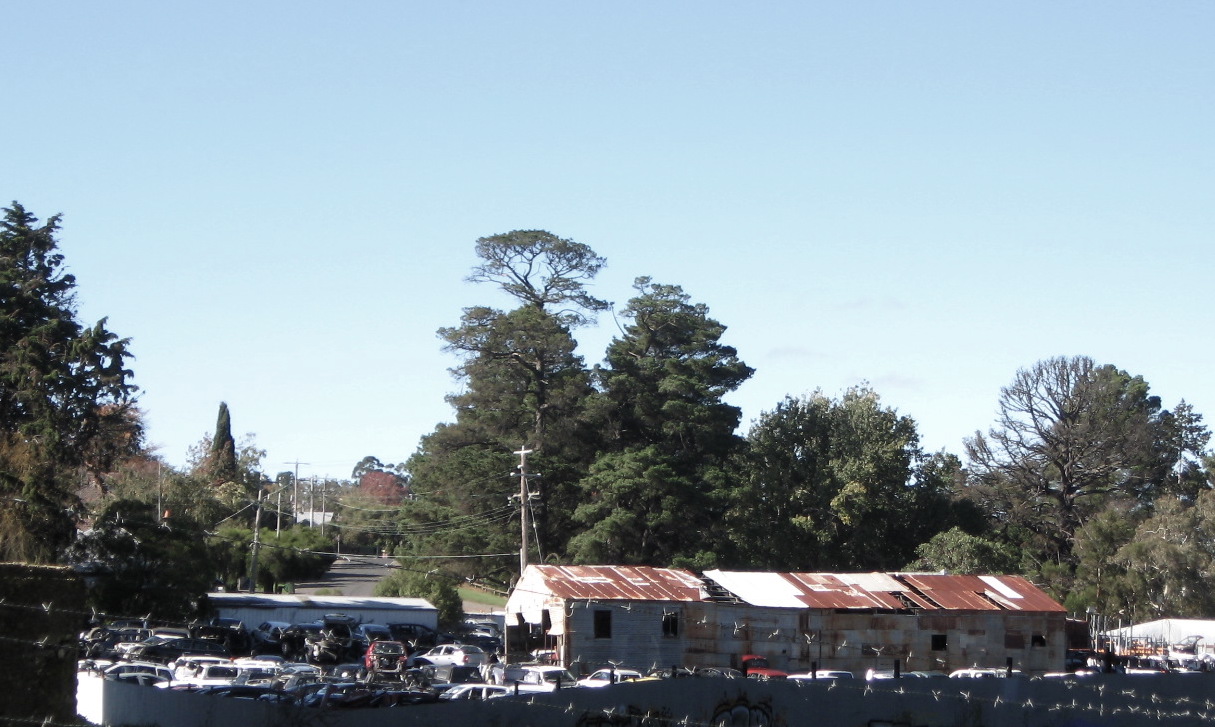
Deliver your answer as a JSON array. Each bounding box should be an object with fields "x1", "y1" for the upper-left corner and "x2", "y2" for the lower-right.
[{"x1": 101, "y1": 672, "x2": 1215, "y2": 727}]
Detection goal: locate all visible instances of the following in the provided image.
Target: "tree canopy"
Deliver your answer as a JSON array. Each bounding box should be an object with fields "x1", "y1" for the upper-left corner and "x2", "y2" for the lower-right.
[{"x1": 0, "y1": 203, "x2": 139, "y2": 562}]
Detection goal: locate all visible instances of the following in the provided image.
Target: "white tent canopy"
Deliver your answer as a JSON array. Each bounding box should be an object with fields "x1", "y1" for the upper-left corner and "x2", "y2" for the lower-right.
[{"x1": 1102, "y1": 618, "x2": 1215, "y2": 646}]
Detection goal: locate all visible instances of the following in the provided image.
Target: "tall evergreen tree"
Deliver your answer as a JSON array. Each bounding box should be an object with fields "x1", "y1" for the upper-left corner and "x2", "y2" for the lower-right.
[
  {"x1": 0, "y1": 203, "x2": 138, "y2": 562},
  {"x1": 207, "y1": 401, "x2": 238, "y2": 485},
  {"x1": 400, "y1": 231, "x2": 607, "y2": 581},
  {"x1": 569, "y1": 278, "x2": 752, "y2": 567}
]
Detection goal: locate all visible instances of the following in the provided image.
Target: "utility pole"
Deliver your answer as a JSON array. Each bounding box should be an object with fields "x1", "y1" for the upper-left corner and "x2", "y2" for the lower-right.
[
  {"x1": 286, "y1": 460, "x2": 308, "y2": 527},
  {"x1": 515, "y1": 446, "x2": 533, "y2": 577},
  {"x1": 156, "y1": 461, "x2": 163, "y2": 524},
  {"x1": 249, "y1": 487, "x2": 264, "y2": 592},
  {"x1": 308, "y1": 477, "x2": 315, "y2": 528}
]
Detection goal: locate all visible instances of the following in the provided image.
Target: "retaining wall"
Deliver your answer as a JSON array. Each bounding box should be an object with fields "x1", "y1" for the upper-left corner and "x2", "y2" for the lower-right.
[{"x1": 101, "y1": 672, "x2": 1215, "y2": 727}]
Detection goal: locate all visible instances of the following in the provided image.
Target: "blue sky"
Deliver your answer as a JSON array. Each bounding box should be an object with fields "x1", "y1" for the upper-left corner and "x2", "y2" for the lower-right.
[{"x1": 6, "y1": 3, "x2": 1213, "y2": 480}]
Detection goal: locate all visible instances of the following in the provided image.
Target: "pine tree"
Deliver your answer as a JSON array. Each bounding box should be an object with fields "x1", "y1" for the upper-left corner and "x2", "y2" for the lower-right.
[{"x1": 0, "y1": 202, "x2": 138, "y2": 561}]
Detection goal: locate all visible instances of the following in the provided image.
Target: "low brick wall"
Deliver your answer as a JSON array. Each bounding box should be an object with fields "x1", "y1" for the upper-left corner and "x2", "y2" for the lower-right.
[{"x1": 0, "y1": 563, "x2": 85, "y2": 723}]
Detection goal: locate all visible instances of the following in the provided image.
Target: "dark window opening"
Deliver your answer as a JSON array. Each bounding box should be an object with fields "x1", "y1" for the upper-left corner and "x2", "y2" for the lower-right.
[
  {"x1": 931, "y1": 634, "x2": 947, "y2": 651},
  {"x1": 593, "y1": 610, "x2": 612, "y2": 639},
  {"x1": 662, "y1": 612, "x2": 679, "y2": 637},
  {"x1": 1031, "y1": 634, "x2": 1047, "y2": 647}
]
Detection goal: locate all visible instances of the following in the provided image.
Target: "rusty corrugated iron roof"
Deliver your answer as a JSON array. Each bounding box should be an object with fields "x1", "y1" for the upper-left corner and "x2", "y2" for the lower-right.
[
  {"x1": 703, "y1": 570, "x2": 1065, "y2": 613},
  {"x1": 900, "y1": 574, "x2": 1067, "y2": 613},
  {"x1": 529, "y1": 565, "x2": 707, "y2": 602}
]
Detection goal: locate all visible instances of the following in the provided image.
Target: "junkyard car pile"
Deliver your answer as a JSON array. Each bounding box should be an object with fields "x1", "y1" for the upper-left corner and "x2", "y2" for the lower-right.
[
  {"x1": 76, "y1": 614, "x2": 566, "y2": 708},
  {"x1": 79, "y1": 614, "x2": 768, "y2": 709}
]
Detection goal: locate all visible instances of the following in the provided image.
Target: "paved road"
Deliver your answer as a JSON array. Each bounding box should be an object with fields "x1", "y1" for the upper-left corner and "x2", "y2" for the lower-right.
[
  {"x1": 292, "y1": 555, "x2": 396, "y2": 596},
  {"x1": 291, "y1": 556, "x2": 503, "y2": 615}
]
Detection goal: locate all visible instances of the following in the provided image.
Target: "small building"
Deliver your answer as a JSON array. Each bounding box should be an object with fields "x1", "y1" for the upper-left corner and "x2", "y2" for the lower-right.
[
  {"x1": 207, "y1": 593, "x2": 437, "y2": 630},
  {"x1": 505, "y1": 565, "x2": 1067, "y2": 676},
  {"x1": 506, "y1": 565, "x2": 703, "y2": 670}
]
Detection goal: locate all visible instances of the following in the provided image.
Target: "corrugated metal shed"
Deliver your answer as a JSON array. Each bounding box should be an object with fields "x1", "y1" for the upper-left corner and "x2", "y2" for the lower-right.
[
  {"x1": 703, "y1": 571, "x2": 1065, "y2": 613},
  {"x1": 527, "y1": 565, "x2": 707, "y2": 603}
]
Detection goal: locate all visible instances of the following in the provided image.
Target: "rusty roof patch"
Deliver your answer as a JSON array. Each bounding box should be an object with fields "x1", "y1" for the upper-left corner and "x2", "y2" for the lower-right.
[
  {"x1": 704, "y1": 570, "x2": 1065, "y2": 613},
  {"x1": 532, "y1": 565, "x2": 706, "y2": 602},
  {"x1": 898, "y1": 574, "x2": 1065, "y2": 613}
]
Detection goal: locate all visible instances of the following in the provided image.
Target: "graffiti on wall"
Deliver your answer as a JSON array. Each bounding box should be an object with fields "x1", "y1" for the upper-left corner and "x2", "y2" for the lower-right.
[
  {"x1": 710, "y1": 694, "x2": 776, "y2": 727},
  {"x1": 576, "y1": 704, "x2": 675, "y2": 727}
]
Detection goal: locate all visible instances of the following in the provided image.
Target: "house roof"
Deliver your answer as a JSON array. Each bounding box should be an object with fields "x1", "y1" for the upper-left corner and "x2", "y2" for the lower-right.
[
  {"x1": 523, "y1": 565, "x2": 706, "y2": 602},
  {"x1": 702, "y1": 570, "x2": 1066, "y2": 613}
]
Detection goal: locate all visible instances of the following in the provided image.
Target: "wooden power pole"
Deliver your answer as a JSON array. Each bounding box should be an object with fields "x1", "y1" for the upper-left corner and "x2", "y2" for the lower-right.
[{"x1": 516, "y1": 446, "x2": 533, "y2": 577}]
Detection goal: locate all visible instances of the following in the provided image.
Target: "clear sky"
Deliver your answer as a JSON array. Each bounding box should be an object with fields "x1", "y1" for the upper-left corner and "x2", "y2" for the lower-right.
[{"x1": 6, "y1": 3, "x2": 1212, "y2": 480}]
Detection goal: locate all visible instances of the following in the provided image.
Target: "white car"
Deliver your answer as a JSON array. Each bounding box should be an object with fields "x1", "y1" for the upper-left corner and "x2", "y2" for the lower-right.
[
  {"x1": 789, "y1": 670, "x2": 854, "y2": 680},
  {"x1": 416, "y1": 644, "x2": 489, "y2": 667},
  {"x1": 439, "y1": 683, "x2": 513, "y2": 701},
  {"x1": 171, "y1": 656, "x2": 232, "y2": 681},
  {"x1": 103, "y1": 661, "x2": 175, "y2": 686},
  {"x1": 505, "y1": 665, "x2": 579, "y2": 692},
  {"x1": 172, "y1": 663, "x2": 240, "y2": 688},
  {"x1": 949, "y1": 667, "x2": 1022, "y2": 678},
  {"x1": 577, "y1": 668, "x2": 644, "y2": 687}
]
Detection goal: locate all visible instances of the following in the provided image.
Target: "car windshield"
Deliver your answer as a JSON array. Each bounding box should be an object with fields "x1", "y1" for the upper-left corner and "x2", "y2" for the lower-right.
[{"x1": 544, "y1": 670, "x2": 577, "y2": 683}]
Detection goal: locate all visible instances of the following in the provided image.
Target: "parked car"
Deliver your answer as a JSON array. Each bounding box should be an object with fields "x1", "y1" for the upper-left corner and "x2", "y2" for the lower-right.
[
  {"x1": 278, "y1": 623, "x2": 322, "y2": 661},
  {"x1": 740, "y1": 654, "x2": 788, "y2": 680},
  {"x1": 386, "y1": 622, "x2": 449, "y2": 650},
  {"x1": 363, "y1": 640, "x2": 409, "y2": 678},
  {"x1": 577, "y1": 668, "x2": 644, "y2": 688},
  {"x1": 789, "y1": 670, "x2": 854, "y2": 680},
  {"x1": 423, "y1": 664, "x2": 486, "y2": 694},
  {"x1": 948, "y1": 667, "x2": 1023, "y2": 678},
  {"x1": 356, "y1": 623, "x2": 392, "y2": 644},
  {"x1": 306, "y1": 614, "x2": 361, "y2": 664},
  {"x1": 500, "y1": 664, "x2": 578, "y2": 692},
  {"x1": 174, "y1": 662, "x2": 241, "y2": 688},
  {"x1": 103, "y1": 661, "x2": 175, "y2": 684},
  {"x1": 693, "y1": 666, "x2": 744, "y2": 679},
  {"x1": 414, "y1": 643, "x2": 488, "y2": 667},
  {"x1": 646, "y1": 666, "x2": 696, "y2": 679},
  {"x1": 128, "y1": 637, "x2": 231, "y2": 664},
  {"x1": 192, "y1": 618, "x2": 251, "y2": 655},
  {"x1": 172, "y1": 656, "x2": 233, "y2": 680},
  {"x1": 249, "y1": 622, "x2": 292, "y2": 655},
  {"x1": 439, "y1": 683, "x2": 512, "y2": 701}
]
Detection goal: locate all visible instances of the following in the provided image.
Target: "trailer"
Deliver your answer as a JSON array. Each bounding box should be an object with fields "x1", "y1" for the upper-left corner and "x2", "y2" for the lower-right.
[{"x1": 206, "y1": 593, "x2": 438, "y2": 630}]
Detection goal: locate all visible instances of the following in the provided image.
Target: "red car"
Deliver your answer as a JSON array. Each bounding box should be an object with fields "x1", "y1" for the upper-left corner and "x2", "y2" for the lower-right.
[
  {"x1": 740, "y1": 654, "x2": 788, "y2": 680},
  {"x1": 363, "y1": 640, "x2": 409, "y2": 677}
]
